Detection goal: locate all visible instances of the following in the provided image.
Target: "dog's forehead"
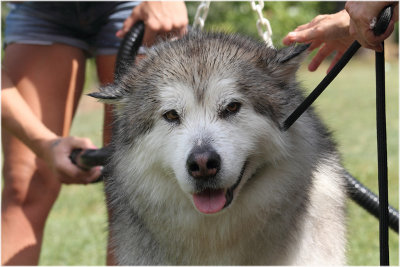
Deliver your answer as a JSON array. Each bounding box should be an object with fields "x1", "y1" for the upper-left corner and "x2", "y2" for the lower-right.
[
  {"x1": 130, "y1": 32, "x2": 288, "y2": 122},
  {"x1": 152, "y1": 47, "x2": 251, "y2": 106},
  {"x1": 158, "y1": 75, "x2": 241, "y2": 108}
]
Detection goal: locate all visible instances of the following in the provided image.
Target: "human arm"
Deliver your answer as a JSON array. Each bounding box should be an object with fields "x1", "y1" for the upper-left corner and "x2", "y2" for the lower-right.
[
  {"x1": 1, "y1": 70, "x2": 101, "y2": 184},
  {"x1": 116, "y1": 1, "x2": 189, "y2": 46}
]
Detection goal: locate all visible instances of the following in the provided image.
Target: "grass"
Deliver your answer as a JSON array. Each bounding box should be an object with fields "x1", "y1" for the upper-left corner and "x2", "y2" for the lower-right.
[{"x1": 38, "y1": 54, "x2": 398, "y2": 265}]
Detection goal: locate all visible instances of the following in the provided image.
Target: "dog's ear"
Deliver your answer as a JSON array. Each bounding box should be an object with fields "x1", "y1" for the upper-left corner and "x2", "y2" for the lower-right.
[
  {"x1": 88, "y1": 84, "x2": 127, "y2": 104},
  {"x1": 270, "y1": 44, "x2": 309, "y2": 79},
  {"x1": 276, "y1": 44, "x2": 310, "y2": 64}
]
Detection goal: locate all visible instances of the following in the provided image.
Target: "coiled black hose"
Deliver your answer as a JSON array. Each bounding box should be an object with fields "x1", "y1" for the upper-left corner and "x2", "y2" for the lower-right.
[
  {"x1": 114, "y1": 21, "x2": 145, "y2": 80},
  {"x1": 345, "y1": 171, "x2": 398, "y2": 233}
]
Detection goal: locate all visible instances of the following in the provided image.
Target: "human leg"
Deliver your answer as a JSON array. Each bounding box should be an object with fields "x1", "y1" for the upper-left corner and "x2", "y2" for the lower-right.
[
  {"x1": 1, "y1": 43, "x2": 86, "y2": 265},
  {"x1": 95, "y1": 55, "x2": 116, "y2": 146},
  {"x1": 95, "y1": 54, "x2": 117, "y2": 265}
]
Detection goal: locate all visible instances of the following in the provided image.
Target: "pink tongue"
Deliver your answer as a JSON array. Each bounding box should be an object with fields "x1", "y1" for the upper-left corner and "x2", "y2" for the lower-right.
[{"x1": 193, "y1": 188, "x2": 226, "y2": 214}]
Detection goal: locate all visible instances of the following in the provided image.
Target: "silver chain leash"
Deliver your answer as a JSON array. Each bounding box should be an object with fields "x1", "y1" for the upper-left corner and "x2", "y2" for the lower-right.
[
  {"x1": 251, "y1": 0, "x2": 274, "y2": 48},
  {"x1": 193, "y1": 1, "x2": 211, "y2": 31},
  {"x1": 193, "y1": 1, "x2": 273, "y2": 48}
]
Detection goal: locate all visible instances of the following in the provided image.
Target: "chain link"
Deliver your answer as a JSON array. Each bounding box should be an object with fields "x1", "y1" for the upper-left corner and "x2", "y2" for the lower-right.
[
  {"x1": 193, "y1": 1, "x2": 211, "y2": 31},
  {"x1": 251, "y1": 0, "x2": 274, "y2": 48},
  {"x1": 193, "y1": 1, "x2": 273, "y2": 47}
]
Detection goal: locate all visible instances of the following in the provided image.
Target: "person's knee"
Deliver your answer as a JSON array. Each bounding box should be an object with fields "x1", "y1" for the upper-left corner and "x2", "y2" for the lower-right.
[{"x1": 2, "y1": 158, "x2": 60, "y2": 208}]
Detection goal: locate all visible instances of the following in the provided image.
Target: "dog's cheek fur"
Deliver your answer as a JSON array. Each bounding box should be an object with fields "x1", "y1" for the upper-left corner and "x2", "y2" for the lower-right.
[{"x1": 110, "y1": 124, "x2": 188, "y2": 211}]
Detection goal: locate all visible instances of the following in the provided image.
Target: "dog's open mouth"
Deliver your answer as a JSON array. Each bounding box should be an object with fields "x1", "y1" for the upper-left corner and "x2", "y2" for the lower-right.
[
  {"x1": 192, "y1": 188, "x2": 227, "y2": 214},
  {"x1": 192, "y1": 162, "x2": 247, "y2": 214}
]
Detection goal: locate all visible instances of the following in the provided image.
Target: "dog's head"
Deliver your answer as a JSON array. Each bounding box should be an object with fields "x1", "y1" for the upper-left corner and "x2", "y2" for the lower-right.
[{"x1": 93, "y1": 32, "x2": 308, "y2": 214}]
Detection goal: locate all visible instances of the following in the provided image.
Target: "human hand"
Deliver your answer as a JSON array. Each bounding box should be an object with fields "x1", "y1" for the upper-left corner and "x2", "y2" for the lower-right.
[
  {"x1": 345, "y1": 1, "x2": 398, "y2": 52},
  {"x1": 40, "y1": 136, "x2": 102, "y2": 184},
  {"x1": 116, "y1": 1, "x2": 189, "y2": 47},
  {"x1": 283, "y1": 10, "x2": 354, "y2": 73}
]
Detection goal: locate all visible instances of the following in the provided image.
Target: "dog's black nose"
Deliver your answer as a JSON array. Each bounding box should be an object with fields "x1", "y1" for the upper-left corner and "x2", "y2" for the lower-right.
[{"x1": 186, "y1": 146, "x2": 221, "y2": 180}]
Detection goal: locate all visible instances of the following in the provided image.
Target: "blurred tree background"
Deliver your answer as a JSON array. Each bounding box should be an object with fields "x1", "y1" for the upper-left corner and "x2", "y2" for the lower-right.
[
  {"x1": 186, "y1": 1, "x2": 344, "y2": 47},
  {"x1": 186, "y1": 1, "x2": 398, "y2": 48}
]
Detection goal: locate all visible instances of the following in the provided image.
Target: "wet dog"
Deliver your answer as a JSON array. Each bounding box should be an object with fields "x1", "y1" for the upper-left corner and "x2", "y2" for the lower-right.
[{"x1": 93, "y1": 31, "x2": 346, "y2": 265}]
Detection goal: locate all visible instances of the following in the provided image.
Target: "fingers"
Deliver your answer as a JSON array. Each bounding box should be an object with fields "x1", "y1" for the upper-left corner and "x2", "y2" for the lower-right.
[
  {"x1": 326, "y1": 51, "x2": 344, "y2": 74},
  {"x1": 117, "y1": 1, "x2": 188, "y2": 47},
  {"x1": 142, "y1": 16, "x2": 188, "y2": 46},
  {"x1": 142, "y1": 18, "x2": 174, "y2": 46},
  {"x1": 57, "y1": 156, "x2": 102, "y2": 185},
  {"x1": 393, "y1": 4, "x2": 399, "y2": 23},
  {"x1": 308, "y1": 43, "x2": 335, "y2": 72},
  {"x1": 283, "y1": 27, "x2": 324, "y2": 46},
  {"x1": 50, "y1": 136, "x2": 102, "y2": 184},
  {"x1": 283, "y1": 27, "x2": 336, "y2": 73},
  {"x1": 116, "y1": 15, "x2": 137, "y2": 39},
  {"x1": 308, "y1": 40, "x2": 323, "y2": 51},
  {"x1": 282, "y1": 14, "x2": 331, "y2": 46},
  {"x1": 370, "y1": 20, "x2": 394, "y2": 51},
  {"x1": 68, "y1": 136, "x2": 97, "y2": 150},
  {"x1": 283, "y1": 29, "x2": 313, "y2": 46}
]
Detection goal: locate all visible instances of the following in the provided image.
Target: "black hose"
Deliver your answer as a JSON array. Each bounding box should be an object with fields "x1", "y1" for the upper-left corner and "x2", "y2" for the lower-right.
[
  {"x1": 68, "y1": 146, "x2": 112, "y2": 183},
  {"x1": 373, "y1": 5, "x2": 394, "y2": 264},
  {"x1": 69, "y1": 146, "x2": 112, "y2": 171},
  {"x1": 345, "y1": 171, "x2": 398, "y2": 233},
  {"x1": 114, "y1": 21, "x2": 145, "y2": 81},
  {"x1": 373, "y1": 5, "x2": 394, "y2": 36}
]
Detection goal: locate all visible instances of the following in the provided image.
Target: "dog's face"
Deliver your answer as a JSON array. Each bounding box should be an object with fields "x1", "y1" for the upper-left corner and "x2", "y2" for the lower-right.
[
  {"x1": 94, "y1": 32, "x2": 308, "y2": 215},
  {"x1": 157, "y1": 75, "x2": 285, "y2": 214}
]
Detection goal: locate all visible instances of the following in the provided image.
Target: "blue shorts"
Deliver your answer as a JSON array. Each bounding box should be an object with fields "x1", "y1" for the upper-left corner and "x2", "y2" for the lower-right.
[{"x1": 4, "y1": 2, "x2": 140, "y2": 56}]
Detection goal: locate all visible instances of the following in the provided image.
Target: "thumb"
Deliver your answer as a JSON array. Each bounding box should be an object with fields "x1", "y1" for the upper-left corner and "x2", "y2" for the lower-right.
[{"x1": 69, "y1": 136, "x2": 97, "y2": 150}]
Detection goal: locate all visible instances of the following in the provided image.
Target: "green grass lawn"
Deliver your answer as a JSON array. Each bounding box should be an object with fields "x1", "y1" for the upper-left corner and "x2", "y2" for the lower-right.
[{"x1": 38, "y1": 54, "x2": 398, "y2": 265}]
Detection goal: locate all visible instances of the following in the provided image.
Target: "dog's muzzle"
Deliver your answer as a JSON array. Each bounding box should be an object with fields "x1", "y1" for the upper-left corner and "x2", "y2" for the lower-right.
[{"x1": 186, "y1": 145, "x2": 246, "y2": 214}]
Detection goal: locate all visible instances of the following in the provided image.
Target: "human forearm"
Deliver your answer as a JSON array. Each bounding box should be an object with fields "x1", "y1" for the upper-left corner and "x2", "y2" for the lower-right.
[
  {"x1": 2, "y1": 72, "x2": 58, "y2": 159},
  {"x1": 2, "y1": 70, "x2": 101, "y2": 183}
]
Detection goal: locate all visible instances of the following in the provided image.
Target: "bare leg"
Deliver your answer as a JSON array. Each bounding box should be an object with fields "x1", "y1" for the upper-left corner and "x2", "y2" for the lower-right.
[{"x1": 1, "y1": 44, "x2": 86, "y2": 265}]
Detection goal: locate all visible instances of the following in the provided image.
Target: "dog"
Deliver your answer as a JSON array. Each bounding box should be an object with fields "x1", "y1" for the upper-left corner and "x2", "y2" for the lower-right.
[{"x1": 92, "y1": 31, "x2": 347, "y2": 265}]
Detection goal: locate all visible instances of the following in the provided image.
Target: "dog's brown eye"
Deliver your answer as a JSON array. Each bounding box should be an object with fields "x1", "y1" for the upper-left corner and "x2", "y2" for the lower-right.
[
  {"x1": 226, "y1": 102, "x2": 240, "y2": 113},
  {"x1": 163, "y1": 110, "x2": 180, "y2": 123},
  {"x1": 221, "y1": 102, "x2": 241, "y2": 118}
]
